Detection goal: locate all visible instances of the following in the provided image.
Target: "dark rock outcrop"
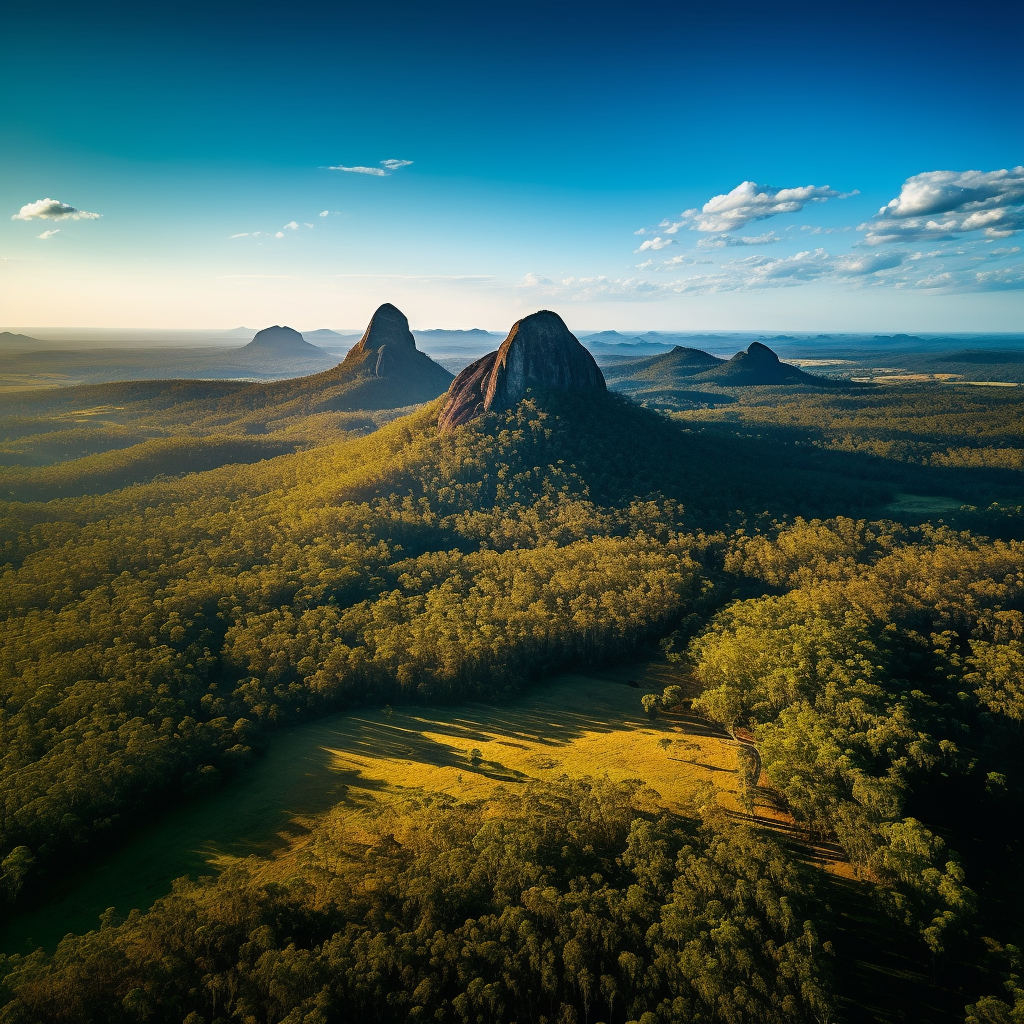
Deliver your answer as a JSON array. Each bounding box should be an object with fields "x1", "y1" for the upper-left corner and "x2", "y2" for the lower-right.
[
  {"x1": 297, "y1": 303, "x2": 455, "y2": 411},
  {"x1": 341, "y1": 302, "x2": 419, "y2": 376},
  {"x1": 438, "y1": 310, "x2": 605, "y2": 430}
]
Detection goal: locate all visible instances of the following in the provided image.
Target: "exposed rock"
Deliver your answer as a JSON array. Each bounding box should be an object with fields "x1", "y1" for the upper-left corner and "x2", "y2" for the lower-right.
[
  {"x1": 438, "y1": 310, "x2": 605, "y2": 430},
  {"x1": 341, "y1": 303, "x2": 419, "y2": 377}
]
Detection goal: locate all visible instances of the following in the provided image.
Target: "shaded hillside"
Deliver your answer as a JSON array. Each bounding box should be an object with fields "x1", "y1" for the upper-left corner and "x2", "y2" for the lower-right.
[
  {"x1": 3, "y1": 305, "x2": 453, "y2": 425},
  {"x1": 689, "y1": 341, "x2": 837, "y2": 386},
  {"x1": 604, "y1": 345, "x2": 724, "y2": 389}
]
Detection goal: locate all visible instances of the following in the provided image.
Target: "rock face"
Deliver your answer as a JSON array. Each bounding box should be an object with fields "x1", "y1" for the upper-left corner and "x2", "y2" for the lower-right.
[
  {"x1": 438, "y1": 310, "x2": 606, "y2": 430},
  {"x1": 301, "y1": 303, "x2": 454, "y2": 411},
  {"x1": 341, "y1": 303, "x2": 419, "y2": 377}
]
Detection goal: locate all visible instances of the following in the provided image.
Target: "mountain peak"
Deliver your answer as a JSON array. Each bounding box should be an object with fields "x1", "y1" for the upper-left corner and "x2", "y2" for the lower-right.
[
  {"x1": 348, "y1": 303, "x2": 417, "y2": 356},
  {"x1": 438, "y1": 309, "x2": 605, "y2": 430},
  {"x1": 743, "y1": 341, "x2": 781, "y2": 362}
]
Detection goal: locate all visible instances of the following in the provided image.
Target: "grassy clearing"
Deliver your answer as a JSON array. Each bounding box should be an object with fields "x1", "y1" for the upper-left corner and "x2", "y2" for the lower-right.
[{"x1": 2, "y1": 662, "x2": 755, "y2": 953}]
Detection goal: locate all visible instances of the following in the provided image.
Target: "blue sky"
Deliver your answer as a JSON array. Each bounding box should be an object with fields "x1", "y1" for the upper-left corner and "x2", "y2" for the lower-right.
[{"x1": 2, "y1": 0, "x2": 1022, "y2": 332}]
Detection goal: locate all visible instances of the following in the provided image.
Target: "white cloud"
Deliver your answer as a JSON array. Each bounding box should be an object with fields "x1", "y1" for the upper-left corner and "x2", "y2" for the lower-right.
[
  {"x1": 319, "y1": 210, "x2": 329, "y2": 217},
  {"x1": 680, "y1": 181, "x2": 854, "y2": 233},
  {"x1": 37, "y1": 229, "x2": 60, "y2": 240},
  {"x1": 634, "y1": 236, "x2": 675, "y2": 252},
  {"x1": 663, "y1": 255, "x2": 713, "y2": 266},
  {"x1": 13, "y1": 198, "x2": 101, "y2": 221},
  {"x1": 283, "y1": 221, "x2": 300, "y2": 230},
  {"x1": 635, "y1": 259, "x2": 653, "y2": 268},
  {"x1": 860, "y1": 167, "x2": 1024, "y2": 244},
  {"x1": 328, "y1": 159, "x2": 413, "y2": 177},
  {"x1": 229, "y1": 232, "x2": 252, "y2": 238},
  {"x1": 329, "y1": 164, "x2": 388, "y2": 176},
  {"x1": 274, "y1": 231, "x2": 285, "y2": 238},
  {"x1": 697, "y1": 231, "x2": 782, "y2": 249},
  {"x1": 304, "y1": 222, "x2": 314, "y2": 229},
  {"x1": 832, "y1": 251, "x2": 906, "y2": 276},
  {"x1": 634, "y1": 227, "x2": 646, "y2": 235}
]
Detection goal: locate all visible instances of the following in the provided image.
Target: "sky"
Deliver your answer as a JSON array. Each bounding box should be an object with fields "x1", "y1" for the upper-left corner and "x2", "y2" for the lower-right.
[{"x1": 1, "y1": 0, "x2": 1022, "y2": 333}]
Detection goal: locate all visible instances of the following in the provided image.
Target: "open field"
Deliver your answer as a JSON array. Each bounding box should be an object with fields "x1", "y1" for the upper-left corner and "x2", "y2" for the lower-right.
[{"x1": 2, "y1": 661, "x2": 759, "y2": 954}]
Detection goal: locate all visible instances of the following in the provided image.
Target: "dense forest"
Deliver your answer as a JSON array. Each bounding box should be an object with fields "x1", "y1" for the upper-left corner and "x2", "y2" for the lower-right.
[{"x1": 1, "y1": 376, "x2": 1023, "y2": 1022}]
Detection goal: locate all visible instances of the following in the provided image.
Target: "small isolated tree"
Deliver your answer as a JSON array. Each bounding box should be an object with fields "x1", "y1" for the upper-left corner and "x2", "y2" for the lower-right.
[
  {"x1": 661, "y1": 685, "x2": 684, "y2": 710},
  {"x1": 641, "y1": 694, "x2": 661, "y2": 719},
  {"x1": 469, "y1": 748, "x2": 482, "y2": 766}
]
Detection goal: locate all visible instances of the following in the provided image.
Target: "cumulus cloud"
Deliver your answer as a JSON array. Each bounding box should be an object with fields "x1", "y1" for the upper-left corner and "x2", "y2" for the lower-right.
[
  {"x1": 37, "y1": 229, "x2": 60, "y2": 239},
  {"x1": 634, "y1": 236, "x2": 675, "y2": 252},
  {"x1": 319, "y1": 210, "x2": 329, "y2": 217},
  {"x1": 283, "y1": 221, "x2": 300, "y2": 230},
  {"x1": 380, "y1": 159, "x2": 413, "y2": 170},
  {"x1": 681, "y1": 181, "x2": 853, "y2": 233},
  {"x1": 304, "y1": 222, "x2": 314, "y2": 229},
  {"x1": 861, "y1": 167, "x2": 1024, "y2": 244},
  {"x1": 697, "y1": 231, "x2": 781, "y2": 249},
  {"x1": 13, "y1": 198, "x2": 101, "y2": 221}
]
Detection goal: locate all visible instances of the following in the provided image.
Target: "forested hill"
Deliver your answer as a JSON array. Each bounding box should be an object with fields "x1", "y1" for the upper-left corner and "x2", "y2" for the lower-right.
[{"x1": 0, "y1": 379, "x2": 916, "y2": 897}]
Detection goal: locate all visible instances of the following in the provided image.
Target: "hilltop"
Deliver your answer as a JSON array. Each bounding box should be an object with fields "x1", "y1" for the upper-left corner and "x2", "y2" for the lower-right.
[
  {"x1": 688, "y1": 341, "x2": 836, "y2": 385},
  {"x1": 604, "y1": 345, "x2": 723, "y2": 386},
  {"x1": 236, "y1": 325, "x2": 332, "y2": 358}
]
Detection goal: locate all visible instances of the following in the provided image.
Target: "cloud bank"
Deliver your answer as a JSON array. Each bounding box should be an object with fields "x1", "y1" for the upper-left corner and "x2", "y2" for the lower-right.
[
  {"x1": 860, "y1": 167, "x2": 1024, "y2": 244},
  {"x1": 12, "y1": 198, "x2": 101, "y2": 221},
  {"x1": 518, "y1": 244, "x2": 1022, "y2": 301}
]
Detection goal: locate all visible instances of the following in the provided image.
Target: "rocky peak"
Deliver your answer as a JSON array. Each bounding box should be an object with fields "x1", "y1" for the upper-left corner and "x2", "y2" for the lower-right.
[
  {"x1": 347, "y1": 303, "x2": 417, "y2": 356},
  {"x1": 341, "y1": 303, "x2": 421, "y2": 378},
  {"x1": 438, "y1": 310, "x2": 605, "y2": 431},
  {"x1": 741, "y1": 341, "x2": 781, "y2": 364}
]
